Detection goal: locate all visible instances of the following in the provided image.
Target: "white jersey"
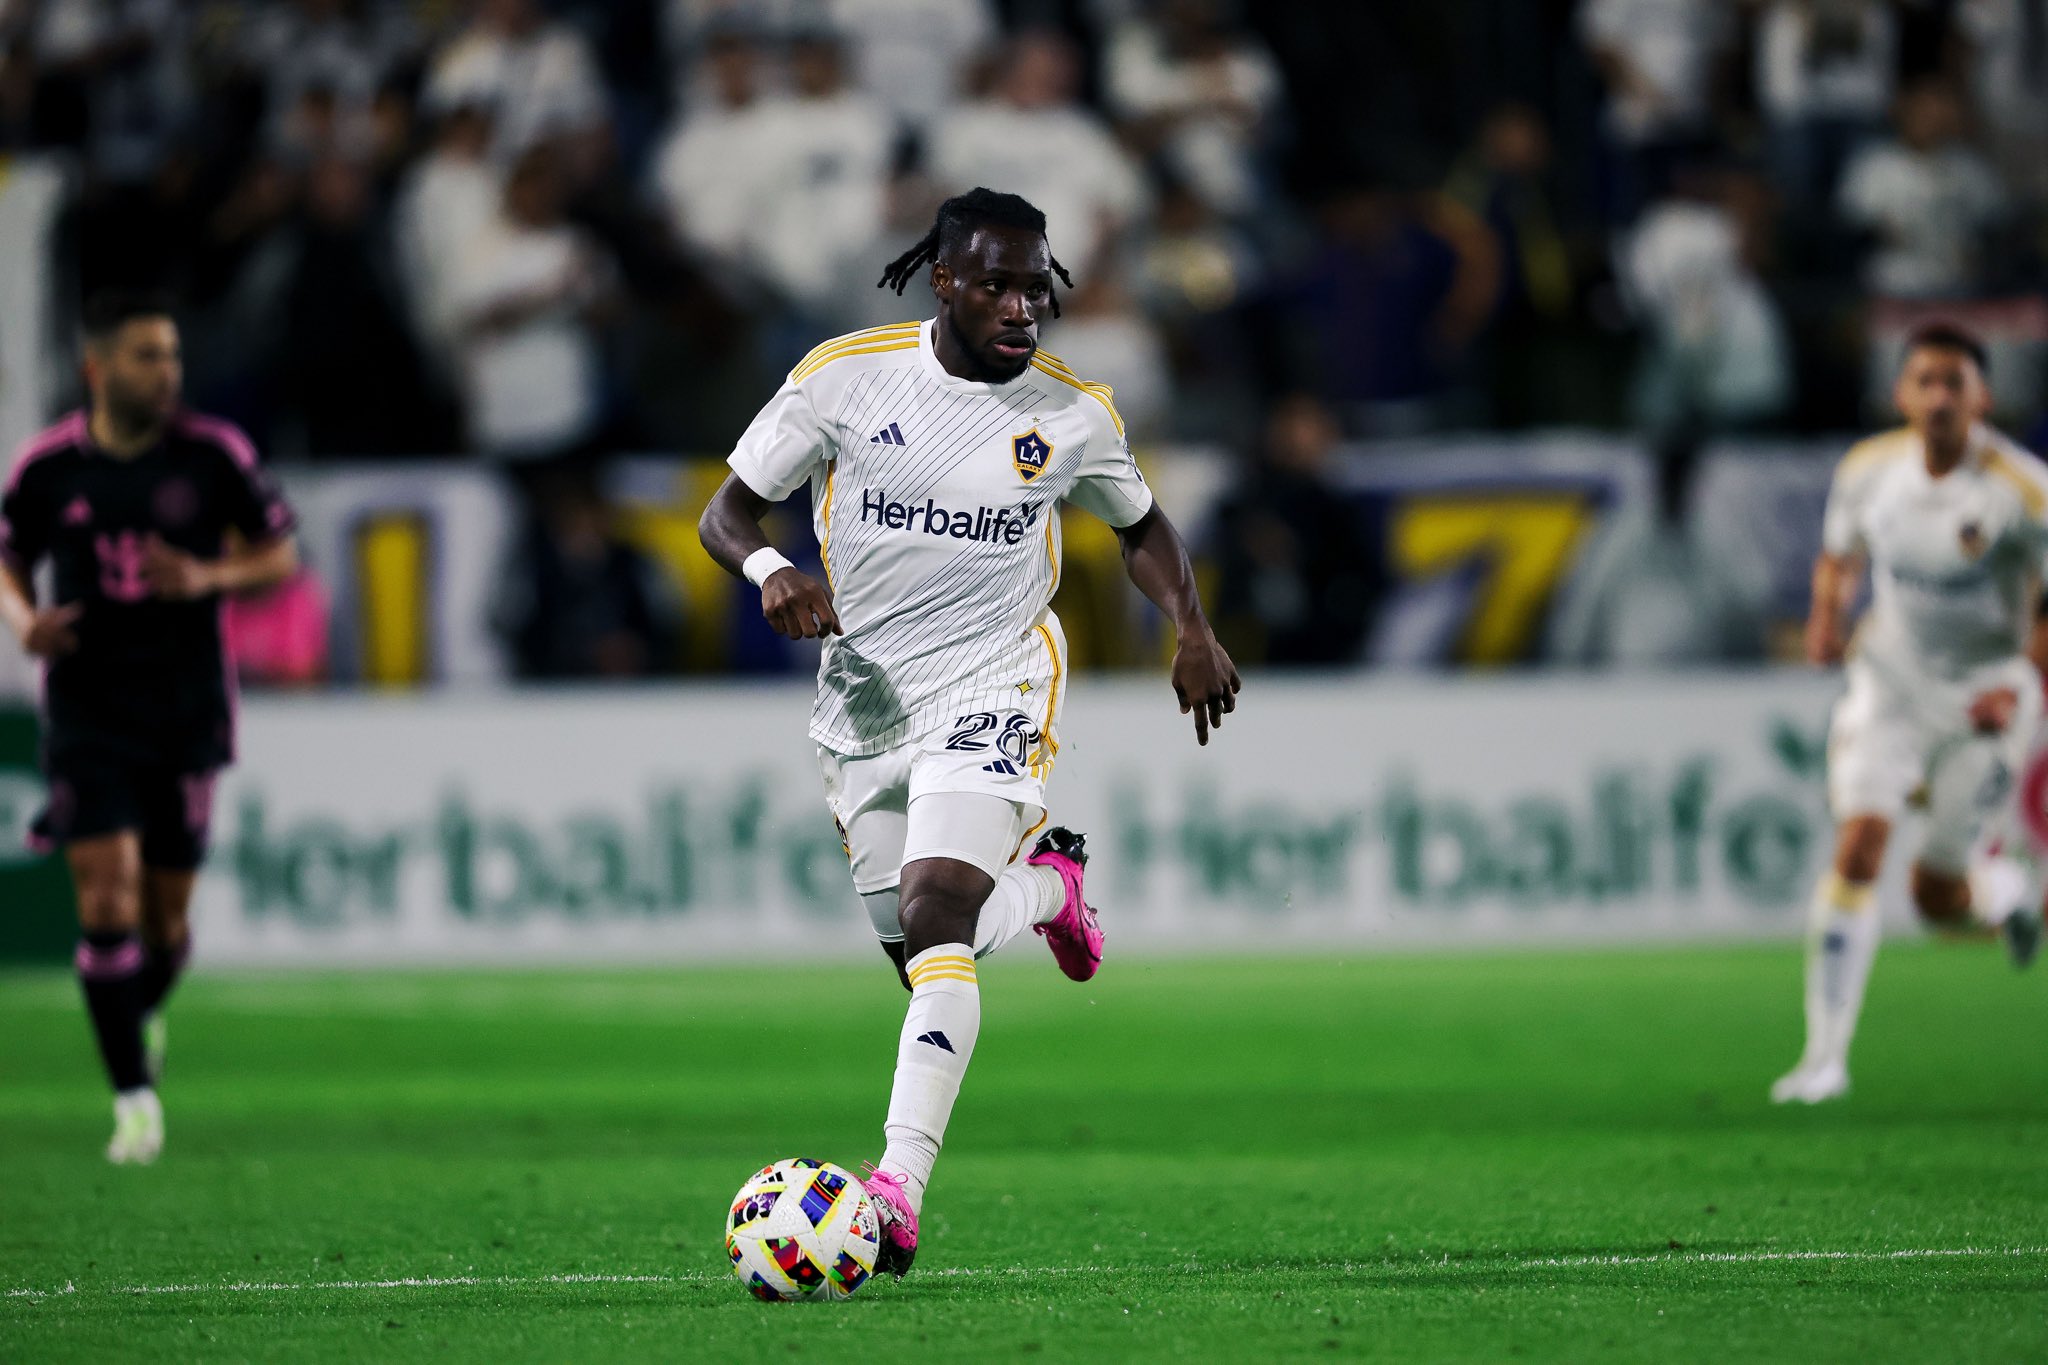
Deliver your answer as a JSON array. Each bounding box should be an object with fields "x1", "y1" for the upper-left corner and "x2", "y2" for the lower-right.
[
  {"x1": 1823, "y1": 423, "x2": 2048, "y2": 684},
  {"x1": 729, "y1": 319, "x2": 1154, "y2": 756}
]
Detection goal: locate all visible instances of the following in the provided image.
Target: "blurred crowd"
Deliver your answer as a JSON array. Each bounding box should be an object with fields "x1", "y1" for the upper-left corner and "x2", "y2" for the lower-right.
[{"x1": 2, "y1": 0, "x2": 2045, "y2": 676}]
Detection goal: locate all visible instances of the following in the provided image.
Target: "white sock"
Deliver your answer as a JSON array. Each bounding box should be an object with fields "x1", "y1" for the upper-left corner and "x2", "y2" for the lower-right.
[
  {"x1": 972, "y1": 863, "x2": 1064, "y2": 958},
  {"x1": 1801, "y1": 873, "x2": 1880, "y2": 1071},
  {"x1": 878, "y1": 944, "x2": 980, "y2": 1212},
  {"x1": 1967, "y1": 854, "x2": 2033, "y2": 928}
]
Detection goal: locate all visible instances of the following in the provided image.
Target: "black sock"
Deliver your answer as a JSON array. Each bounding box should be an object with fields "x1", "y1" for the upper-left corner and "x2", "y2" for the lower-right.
[
  {"x1": 76, "y1": 932, "x2": 148, "y2": 1092},
  {"x1": 138, "y1": 936, "x2": 191, "y2": 1017}
]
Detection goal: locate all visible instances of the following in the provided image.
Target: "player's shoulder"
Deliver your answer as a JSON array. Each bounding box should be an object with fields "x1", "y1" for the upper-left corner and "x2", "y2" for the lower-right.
[
  {"x1": 5, "y1": 410, "x2": 90, "y2": 492},
  {"x1": 1025, "y1": 346, "x2": 1127, "y2": 443},
  {"x1": 1977, "y1": 427, "x2": 2048, "y2": 517},
  {"x1": 1835, "y1": 426, "x2": 1916, "y2": 483},
  {"x1": 169, "y1": 410, "x2": 264, "y2": 470},
  {"x1": 787, "y1": 321, "x2": 925, "y2": 390}
]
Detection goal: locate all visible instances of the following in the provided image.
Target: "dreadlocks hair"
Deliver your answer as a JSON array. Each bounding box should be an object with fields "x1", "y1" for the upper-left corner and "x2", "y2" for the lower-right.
[{"x1": 876, "y1": 187, "x2": 1076, "y2": 317}]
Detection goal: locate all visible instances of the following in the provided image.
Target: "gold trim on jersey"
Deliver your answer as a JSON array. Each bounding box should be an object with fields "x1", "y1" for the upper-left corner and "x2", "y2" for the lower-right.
[
  {"x1": 1029, "y1": 356, "x2": 1126, "y2": 439},
  {"x1": 791, "y1": 321, "x2": 920, "y2": 377},
  {"x1": 819, "y1": 460, "x2": 837, "y2": 585},
  {"x1": 792, "y1": 338, "x2": 920, "y2": 384},
  {"x1": 1010, "y1": 808, "x2": 1051, "y2": 865},
  {"x1": 1043, "y1": 509, "x2": 1060, "y2": 598},
  {"x1": 1983, "y1": 447, "x2": 2048, "y2": 521},
  {"x1": 1835, "y1": 426, "x2": 1916, "y2": 482},
  {"x1": 1031, "y1": 623, "x2": 1063, "y2": 777}
]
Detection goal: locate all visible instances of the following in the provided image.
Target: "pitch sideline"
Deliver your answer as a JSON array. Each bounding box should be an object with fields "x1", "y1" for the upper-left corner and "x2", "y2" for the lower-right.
[{"x1": 9, "y1": 1245, "x2": 2046, "y2": 1301}]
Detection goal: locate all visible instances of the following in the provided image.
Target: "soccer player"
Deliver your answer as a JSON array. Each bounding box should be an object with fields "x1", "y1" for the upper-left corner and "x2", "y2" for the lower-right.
[
  {"x1": 698, "y1": 189, "x2": 1240, "y2": 1274},
  {"x1": 1774, "y1": 323, "x2": 2046, "y2": 1106},
  {"x1": 0, "y1": 294, "x2": 299, "y2": 1162}
]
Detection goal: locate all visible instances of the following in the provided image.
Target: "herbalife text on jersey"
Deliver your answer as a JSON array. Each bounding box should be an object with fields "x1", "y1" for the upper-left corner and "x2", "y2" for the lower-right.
[{"x1": 860, "y1": 488, "x2": 1041, "y2": 544}]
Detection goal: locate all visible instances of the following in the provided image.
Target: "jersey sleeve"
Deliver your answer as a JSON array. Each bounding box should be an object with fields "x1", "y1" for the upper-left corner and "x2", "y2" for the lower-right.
[
  {"x1": 727, "y1": 378, "x2": 831, "y2": 502},
  {"x1": 1820, "y1": 452, "x2": 1874, "y2": 558},
  {"x1": 209, "y1": 422, "x2": 298, "y2": 542},
  {"x1": 1062, "y1": 396, "x2": 1154, "y2": 529},
  {"x1": 0, "y1": 458, "x2": 49, "y2": 574}
]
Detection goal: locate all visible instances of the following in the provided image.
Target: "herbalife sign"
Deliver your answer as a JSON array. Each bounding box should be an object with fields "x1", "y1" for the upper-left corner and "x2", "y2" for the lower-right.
[{"x1": 193, "y1": 678, "x2": 1851, "y2": 965}]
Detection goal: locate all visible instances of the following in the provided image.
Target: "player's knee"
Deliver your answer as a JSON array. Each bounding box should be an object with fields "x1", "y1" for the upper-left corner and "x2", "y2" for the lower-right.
[
  {"x1": 1910, "y1": 865, "x2": 1971, "y2": 925},
  {"x1": 75, "y1": 879, "x2": 141, "y2": 932},
  {"x1": 897, "y1": 890, "x2": 978, "y2": 954},
  {"x1": 143, "y1": 908, "x2": 190, "y2": 952},
  {"x1": 1834, "y1": 818, "x2": 1890, "y2": 884}
]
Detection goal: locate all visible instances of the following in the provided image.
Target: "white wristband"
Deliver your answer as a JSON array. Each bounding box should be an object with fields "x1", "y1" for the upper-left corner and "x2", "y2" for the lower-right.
[{"x1": 743, "y1": 547, "x2": 796, "y2": 588}]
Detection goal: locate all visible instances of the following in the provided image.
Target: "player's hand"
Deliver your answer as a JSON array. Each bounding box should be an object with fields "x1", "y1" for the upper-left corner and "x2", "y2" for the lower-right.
[
  {"x1": 1968, "y1": 686, "x2": 2020, "y2": 736},
  {"x1": 1172, "y1": 626, "x2": 1241, "y2": 746},
  {"x1": 761, "y1": 568, "x2": 842, "y2": 640},
  {"x1": 17, "y1": 603, "x2": 81, "y2": 657},
  {"x1": 1804, "y1": 613, "x2": 1846, "y2": 667},
  {"x1": 142, "y1": 536, "x2": 218, "y2": 599}
]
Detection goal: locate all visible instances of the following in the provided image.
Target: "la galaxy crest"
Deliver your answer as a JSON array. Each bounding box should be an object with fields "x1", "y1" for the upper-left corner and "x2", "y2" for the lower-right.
[
  {"x1": 1012, "y1": 428, "x2": 1053, "y2": 483},
  {"x1": 1959, "y1": 520, "x2": 1986, "y2": 559}
]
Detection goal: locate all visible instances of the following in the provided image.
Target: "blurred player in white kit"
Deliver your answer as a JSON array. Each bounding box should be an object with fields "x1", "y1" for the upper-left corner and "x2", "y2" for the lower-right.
[{"x1": 1776, "y1": 323, "x2": 2047, "y2": 1105}]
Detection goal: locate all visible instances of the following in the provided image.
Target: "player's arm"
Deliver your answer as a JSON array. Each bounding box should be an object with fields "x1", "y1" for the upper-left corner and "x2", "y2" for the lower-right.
[
  {"x1": 1115, "y1": 504, "x2": 1241, "y2": 746},
  {"x1": 1804, "y1": 550, "x2": 1862, "y2": 667},
  {"x1": 0, "y1": 470, "x2": 78, "y2": 655},
  {"x1": 698, "y1": 475, "x2": 841, "y2": 641},
  {"x1": 0, "y1": 559, "x2": 79, "y2": 657},
  {"x1": 142, "y1": 532, "x2": 299, "y2": 600}
]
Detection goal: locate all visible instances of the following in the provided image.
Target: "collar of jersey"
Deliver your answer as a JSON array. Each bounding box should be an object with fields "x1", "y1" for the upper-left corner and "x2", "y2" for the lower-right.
[{"x1": 916, "y1": 319, "x2": 1032, "y2": 396}]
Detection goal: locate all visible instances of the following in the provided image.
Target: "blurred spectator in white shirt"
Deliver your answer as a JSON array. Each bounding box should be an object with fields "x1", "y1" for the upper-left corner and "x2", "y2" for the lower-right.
[
  {"x1": 424, "y1": 0, "x2": 609, "y2": 170},
  {"x1": 825, "y1": 0, "x2": 996, "y2": 135},
  {"x1": 1955, "y1": 0, "x2": 2048, "y2": 202},
  {"x1": 1754, "y1": 0, "x2": 1896, "y2": 208},
  {"x1": 395, "y1": 102, "x2": 502, "y2": 383},
  {"x1": 927, "y1": 30, "x2": 1147, "y2": 279},
  {"x1": 649, "y1": 26, "x2": 768, "y2": 284},
  {"x1": 447, "y1": 144, "x2": 619, "y2": 460},
  {"x1": 1579, "y1": 0, "x2": 1735, "y2": 218},
  {"x1": 1837, "y1": 79, "x2": 2008, "y2": 298},
  {"x1": 1624, "y1": 169, "x2": 1792, "y2": 435},
  {"x1": 1103, "y1": 0, "x2": 1283, "y2": 218},
  {"x1": 232, "y1": 0, "x2": 421, "y2": 159},
  {"x1": 728, "y1": 28, "x2": 893, "y2": 320}
]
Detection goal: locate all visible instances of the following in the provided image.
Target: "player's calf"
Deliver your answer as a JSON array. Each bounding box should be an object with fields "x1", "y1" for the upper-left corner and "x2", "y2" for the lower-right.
[{"x1": 1911, "y1": 864, "x2": 1988, "y2": 936}]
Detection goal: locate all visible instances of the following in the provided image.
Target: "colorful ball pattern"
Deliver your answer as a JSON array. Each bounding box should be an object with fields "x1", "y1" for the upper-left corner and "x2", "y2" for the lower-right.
[{"x1": 724, "y1": 1158, "x2": 882, "y2": 1302}]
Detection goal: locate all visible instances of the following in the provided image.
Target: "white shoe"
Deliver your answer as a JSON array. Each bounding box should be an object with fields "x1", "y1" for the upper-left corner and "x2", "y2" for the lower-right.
[
  {"x1": 106, "y1": 1089, "x2": 163, "y2": 1165},
  {"x1": 1770, "y1": 1060, "x2": 1850, "y2": 1105}
]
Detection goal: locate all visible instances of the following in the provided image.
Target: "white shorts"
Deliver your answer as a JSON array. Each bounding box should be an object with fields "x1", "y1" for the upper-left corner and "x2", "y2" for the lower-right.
[
  {"x1": 817, "y1": 630, "x2": 1067, "y2": 937},
  {"x1": 1828, "y1": 655, "x2": 2042, "y2": 872}
]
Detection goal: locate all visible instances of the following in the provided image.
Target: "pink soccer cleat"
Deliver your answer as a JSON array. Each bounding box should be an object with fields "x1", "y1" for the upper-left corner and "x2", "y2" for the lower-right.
[
  {"x1": 1029, "y1": 827, "x2": 1103, "y2": 981},
  {"x1": 860, "y1": 1163, "x2": 919, "y2": 1278}
]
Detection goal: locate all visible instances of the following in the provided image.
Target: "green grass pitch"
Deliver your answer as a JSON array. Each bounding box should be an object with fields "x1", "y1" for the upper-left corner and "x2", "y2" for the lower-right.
[{"x1": 3, "y1": 945, "x2": 2045, "y2": 1362}]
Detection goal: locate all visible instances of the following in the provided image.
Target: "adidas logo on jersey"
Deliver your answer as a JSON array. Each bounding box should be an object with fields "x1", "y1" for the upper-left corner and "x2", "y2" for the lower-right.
[
  {"x1": 915, "y1": 1031, "x2": 955, "y2": 1052},
  {"x1": 860, "y1": 488, "x2": 1039, "y2": 545},
  {"x1": 981, "y1": 759, "x2": 1020, "y2": 775},
  {"x1": 870, "y1": 422, "x2": 907, "y2": 446}
]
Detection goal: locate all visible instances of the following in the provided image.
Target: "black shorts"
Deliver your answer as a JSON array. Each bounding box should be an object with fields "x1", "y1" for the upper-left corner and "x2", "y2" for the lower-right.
[{"x1": 32, "y1": 748, "x2": 219, "y2": 870}]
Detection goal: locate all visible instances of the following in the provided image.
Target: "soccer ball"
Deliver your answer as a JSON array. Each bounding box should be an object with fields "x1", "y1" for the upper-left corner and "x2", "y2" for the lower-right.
[{"x1": 724, "y1": 1158, "x2": 881, "y2": 1302}]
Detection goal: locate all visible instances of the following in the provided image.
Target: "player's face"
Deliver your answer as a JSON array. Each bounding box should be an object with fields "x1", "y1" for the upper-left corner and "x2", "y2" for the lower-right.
[
  {"x1": 1894, "y1": 345, "x2": 1990, "y2": 446},
  {"x1": 87, "y1": 317, "x2": 182, "y2": 429},
  {"x1": 935, "y1": 227, "x2": 1053, "y2": 381}
]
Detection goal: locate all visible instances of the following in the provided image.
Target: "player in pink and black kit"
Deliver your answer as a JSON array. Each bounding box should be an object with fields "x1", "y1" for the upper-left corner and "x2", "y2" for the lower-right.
[{"x1": 0, "y1": 294, "x2": 299, "y2": 1164}]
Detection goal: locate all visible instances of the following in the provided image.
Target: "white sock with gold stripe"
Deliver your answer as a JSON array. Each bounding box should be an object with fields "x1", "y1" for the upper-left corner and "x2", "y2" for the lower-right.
[
  {"x1": 973, "y1": 864, "x2": 1064, "y2": 958},
  {"x1": 878, "y1": 945, "x2": 980, "y2": 1212},
  {"x1": 1803, "y1": 872, "x2": 1879, "y2": 1070}
]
